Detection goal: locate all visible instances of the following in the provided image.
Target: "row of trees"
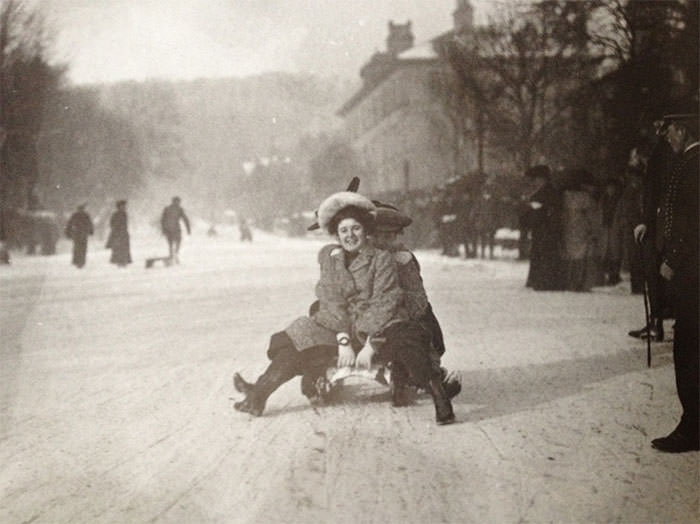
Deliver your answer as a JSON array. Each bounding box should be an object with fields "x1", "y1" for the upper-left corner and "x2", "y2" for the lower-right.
[
  {"x1": 1, "y1": 0, "x2": 62, "y2": 236},
  {"x1": 432, "y1": 0, "x2": 698, "y2": 182},
  {"x1": 0, "y1": 0, "x2": 169, "y2": 242}
]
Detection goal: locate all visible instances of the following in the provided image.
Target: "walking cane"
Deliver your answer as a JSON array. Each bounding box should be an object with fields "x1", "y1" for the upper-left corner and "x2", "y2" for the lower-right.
[{"x1": 639, "y1": 243, "x2": 652, "y2": 368}]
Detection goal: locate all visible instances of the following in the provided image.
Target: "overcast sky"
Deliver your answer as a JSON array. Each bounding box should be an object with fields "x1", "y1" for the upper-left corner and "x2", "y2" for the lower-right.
[{"x1": 42, "y1": 0, "x2": 499, "y2": 85}]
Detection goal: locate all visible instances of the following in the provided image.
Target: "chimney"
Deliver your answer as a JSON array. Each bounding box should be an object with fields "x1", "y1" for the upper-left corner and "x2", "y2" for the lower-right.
[
  {"x1": 453, "y1": 0, "x2": 474, "y2": 34},
  {"x1": 386, "y1": 20, "x2": 414, "y2": 56}
]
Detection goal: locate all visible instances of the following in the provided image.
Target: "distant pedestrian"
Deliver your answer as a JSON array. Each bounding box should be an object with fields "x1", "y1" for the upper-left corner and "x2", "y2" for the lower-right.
[
  {"x1": 239, "y1": 218, "x2": 252, "y2": 242},
  {"x1": 161, "y1": 196, "x2": 191, "y2": 262},
  {"x1": 65, "y1": 203, "x2": 94, "y2": 268},
  {"x1": 106, "y1": 200, "x2": 132, "y2": 267},
  {"x1": 650, "y1": 113, "x2": 698, "y2": 453},
  {"x1": 470, "y1": 187, "x2": 498, "y2": 259},
  {"x1": 524, "y1": 165, "x2": 564, "y2": 290}
]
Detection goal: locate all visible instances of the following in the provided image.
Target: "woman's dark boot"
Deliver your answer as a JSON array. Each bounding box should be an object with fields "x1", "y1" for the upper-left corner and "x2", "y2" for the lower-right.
[
  {"x1": 443, "y1": 375, "x2": 461, "y2": 399},
  {"x1": 429, "y1": 377, "x2": 455, "y2": 425},
  {"x1": 233, "y1": 348, "x2": 298, "y2": 417}
]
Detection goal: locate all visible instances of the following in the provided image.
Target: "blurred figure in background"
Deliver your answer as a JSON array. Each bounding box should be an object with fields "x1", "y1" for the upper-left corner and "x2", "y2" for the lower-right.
[
  {"x1": 618, "y1": 162, "x2": 645, "y2": 294},
  {"x1": 600, "y1": 178, "x2": 624, "y2": 286},
  {"x1": 161, "y1": 196, "x2": 191, "y2": 263},
  {"x1": 470, "y1": 185, "x2": 498, "y2": 259},
  {"x1": 106, "y1": 200, "x2": 132, "y2": 267},
  {"x1": 560, "y1": 170, "x2": 601, "y2": 292},
  {"x1": 65, "y1": 203, "x2": 94, "y2": 268},
  {"x1": 239, "y1": 218, "x2": 253, "y2": 242},
  {"x1": 524, "y1": 165, "x2": 564, "y2": 290}
]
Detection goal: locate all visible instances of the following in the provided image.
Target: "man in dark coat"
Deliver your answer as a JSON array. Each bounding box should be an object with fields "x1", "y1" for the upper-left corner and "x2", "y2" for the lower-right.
[
  {"x1": 651, "y1": 113, "x2": 699, "y2": 453},
  {"x1": 629, "y1": 137, "x2": 674, "y2": 341},
  {"x1": 161, "y1": 196, "x2": 191, "y2": 262},
  {"x1": 65, "y1": 204, "x2": 94, "y2": 268},
  {"x1": 524, "y1": 165, "x2": 564, "y2": 290}
]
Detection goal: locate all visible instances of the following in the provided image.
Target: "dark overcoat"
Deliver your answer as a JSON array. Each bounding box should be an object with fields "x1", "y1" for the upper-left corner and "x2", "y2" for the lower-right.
[
  {"x1": 65, "y1": 210, "x2": 94, "y2": 267},
  {"x1": 106, "y1": 210, "x2": 132, "y2": 265}
]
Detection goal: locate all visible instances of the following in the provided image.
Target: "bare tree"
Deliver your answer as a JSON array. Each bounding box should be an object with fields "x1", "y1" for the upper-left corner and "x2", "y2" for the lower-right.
[
  {"x1": 437, "y1": 1, "x2": 599, "y2": 172},
  {"x1": 1, "y1": 0, "x2": 63, "y2": 217}
]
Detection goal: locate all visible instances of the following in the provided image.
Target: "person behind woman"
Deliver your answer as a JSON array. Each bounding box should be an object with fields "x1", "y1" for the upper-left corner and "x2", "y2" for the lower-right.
[
  {"x1": 370, "y1": 203, "x2": 461, "y2": 404},
  {"x1": 232, "y1": 191, "x2": 455, "y2": 425},
  {"x1": 106, "y1": 200, "x2": 132, "y2": 267}
]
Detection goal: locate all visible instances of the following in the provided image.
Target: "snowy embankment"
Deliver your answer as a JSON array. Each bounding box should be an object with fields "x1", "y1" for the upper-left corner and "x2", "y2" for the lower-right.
[{"x1": 1, "y1": 226, "x2": 697, "y2": 524}]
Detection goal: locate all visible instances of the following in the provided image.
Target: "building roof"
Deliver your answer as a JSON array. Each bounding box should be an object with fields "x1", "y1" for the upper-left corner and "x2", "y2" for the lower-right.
[{"x1": 338, "y1": 35, "x2": 446, "y2": 117}]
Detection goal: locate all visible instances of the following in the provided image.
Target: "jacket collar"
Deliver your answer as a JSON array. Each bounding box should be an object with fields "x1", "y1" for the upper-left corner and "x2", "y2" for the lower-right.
[{"x1": 331, "y1": 244, "x2": 376, "y2": 271}]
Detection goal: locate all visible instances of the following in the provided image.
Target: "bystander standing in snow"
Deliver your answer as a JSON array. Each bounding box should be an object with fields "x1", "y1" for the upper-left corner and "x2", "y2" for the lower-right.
[
  {"x1": 560, "y1": 170, "x2": 602, "y2": 292},
  {"x1": 106, "y1": 200, "x2": 132, "y2": 267},
  {"x1": 629, "y1": 135, "x2": 675, "y2": 342},
  {"x1": 650, "y1": 113, "x2": 699, "y2": 453},
  {"x1": 524, "y1": 165, "x2": 564, "y2": 290},
  {"x1": 160, "y1": 196, "x2": 191, "y2": 263},
  {"x1": 64, "y1": 203, "x2": 94, "y2": 268}
]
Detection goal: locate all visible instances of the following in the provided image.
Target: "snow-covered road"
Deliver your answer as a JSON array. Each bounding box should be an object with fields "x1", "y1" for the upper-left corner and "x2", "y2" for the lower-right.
[{"x1": 1, "y1": 228, "x2": 697, "y2": 523}]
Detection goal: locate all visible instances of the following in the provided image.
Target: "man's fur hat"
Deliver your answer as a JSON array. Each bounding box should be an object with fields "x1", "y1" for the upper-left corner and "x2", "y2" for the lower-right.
[{"x1": 373, "y1": 202, "x2": 412, "y2": 233}]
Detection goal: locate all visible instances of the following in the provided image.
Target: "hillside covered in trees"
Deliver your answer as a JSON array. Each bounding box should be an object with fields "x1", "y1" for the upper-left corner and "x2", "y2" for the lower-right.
[{"x1": 36, "y1": 72, "x2": 356, "y2": 227}]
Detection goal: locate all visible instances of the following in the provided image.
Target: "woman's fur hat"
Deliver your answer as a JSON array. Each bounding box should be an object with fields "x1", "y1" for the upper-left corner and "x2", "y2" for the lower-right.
[{"x1": 317, "y1": 191, "x2": 376, "y2": 231}]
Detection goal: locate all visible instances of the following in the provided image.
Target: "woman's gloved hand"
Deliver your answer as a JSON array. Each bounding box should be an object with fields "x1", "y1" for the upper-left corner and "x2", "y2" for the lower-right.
[
  {"x1": 355, "y1": 338, "x2": 375, "y2": 369},
  {"x1": 336, "y1": 332, "x2": 355, "y2": 368}
]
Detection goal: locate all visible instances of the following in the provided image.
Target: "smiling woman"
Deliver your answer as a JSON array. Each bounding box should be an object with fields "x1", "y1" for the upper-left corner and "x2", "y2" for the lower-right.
[{"x1": 232, "y1": 190, "x2": 456, "y2": 425}]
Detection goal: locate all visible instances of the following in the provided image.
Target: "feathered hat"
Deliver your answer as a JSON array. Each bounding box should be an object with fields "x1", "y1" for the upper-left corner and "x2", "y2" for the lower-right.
[
  {"x1": 317, "y1": 191, "x2": 376, "y2": 232},
  {"x1": 307, "y1": 176, "x2": 360, "y2": 231}
]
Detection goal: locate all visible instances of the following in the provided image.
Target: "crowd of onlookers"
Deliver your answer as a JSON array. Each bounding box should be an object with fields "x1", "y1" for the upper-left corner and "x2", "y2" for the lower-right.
[
  {"x1": 350, "y1": 166, "x2": 646, "y2": 295},
  {"x1": 522, "y1": 164, "x2": 645, "y2": 293}
]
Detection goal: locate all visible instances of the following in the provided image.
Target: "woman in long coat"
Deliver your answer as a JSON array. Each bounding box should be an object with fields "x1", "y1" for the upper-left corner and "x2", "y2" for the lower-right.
[
  {"x1": 524, "y1": 165, "x2": 565, "y2": 290},
  {"x1": 233, "y1": 191, "x2": 455, "y2": 425},
  {"x1": 561, "y1": 173, "x2": 602, "y2": 291},
  {"x1": 106, "y1": 200, "x2": 132, "y2": 267}
]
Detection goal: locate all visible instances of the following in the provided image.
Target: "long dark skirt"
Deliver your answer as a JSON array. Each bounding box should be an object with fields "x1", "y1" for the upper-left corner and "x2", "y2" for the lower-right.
[
  {"x1": 108, "y1": 233, "x2": 132, "y2": 266},
  {"x1": 72, "y1": 237, "x2": 88, "y2": 267}
]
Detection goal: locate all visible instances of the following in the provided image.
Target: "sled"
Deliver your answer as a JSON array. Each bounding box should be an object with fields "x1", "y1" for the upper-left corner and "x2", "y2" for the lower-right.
[
  {"x1": 325, "y1": 365, "x2": 390, "y2": 387},
  {"x1": 145, "y1": 255, "x2": 173, "y2": 268}
]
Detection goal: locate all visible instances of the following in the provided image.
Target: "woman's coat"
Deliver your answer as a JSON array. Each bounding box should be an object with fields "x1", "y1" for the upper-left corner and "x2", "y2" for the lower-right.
[{"x1": 284, "y1": 244, "x2": 407, "y2": 351}]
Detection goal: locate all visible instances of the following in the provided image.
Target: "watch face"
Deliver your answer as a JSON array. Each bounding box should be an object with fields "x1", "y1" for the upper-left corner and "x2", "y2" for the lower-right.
[{"x1": 337, "y1": 336, "x2": 350, "y2": 345}]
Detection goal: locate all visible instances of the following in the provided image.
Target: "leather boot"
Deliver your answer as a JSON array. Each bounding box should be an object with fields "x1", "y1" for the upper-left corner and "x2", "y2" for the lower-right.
[
  {"x1": 391, "y1": 362, "x2": 413, "y2": 407},
  {"x1": 233, "y1": 348, "x2": 298, "y2": 417},
  {"x1": 443, "y1": 376, "x2": 461, "y2": 399},
  {"x1": 429, "y1": 377, "x2": 455, "y2": 425}
]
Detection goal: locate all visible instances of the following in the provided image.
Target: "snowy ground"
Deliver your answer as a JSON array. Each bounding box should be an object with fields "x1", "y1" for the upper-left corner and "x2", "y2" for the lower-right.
[{"x1": 1, "y1": 226, "x2": 698, "y2": 524}]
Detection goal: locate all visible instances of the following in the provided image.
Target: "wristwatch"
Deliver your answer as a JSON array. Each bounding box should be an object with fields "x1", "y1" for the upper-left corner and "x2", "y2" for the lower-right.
[{"x1": 336, "y1": 333, "x2": 350, "y2": 346}]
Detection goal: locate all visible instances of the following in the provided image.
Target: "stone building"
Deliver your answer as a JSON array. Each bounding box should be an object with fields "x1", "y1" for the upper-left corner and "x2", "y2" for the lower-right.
[{"x1": 338, "y1": 1, "x2": 478, "y2": 196}]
